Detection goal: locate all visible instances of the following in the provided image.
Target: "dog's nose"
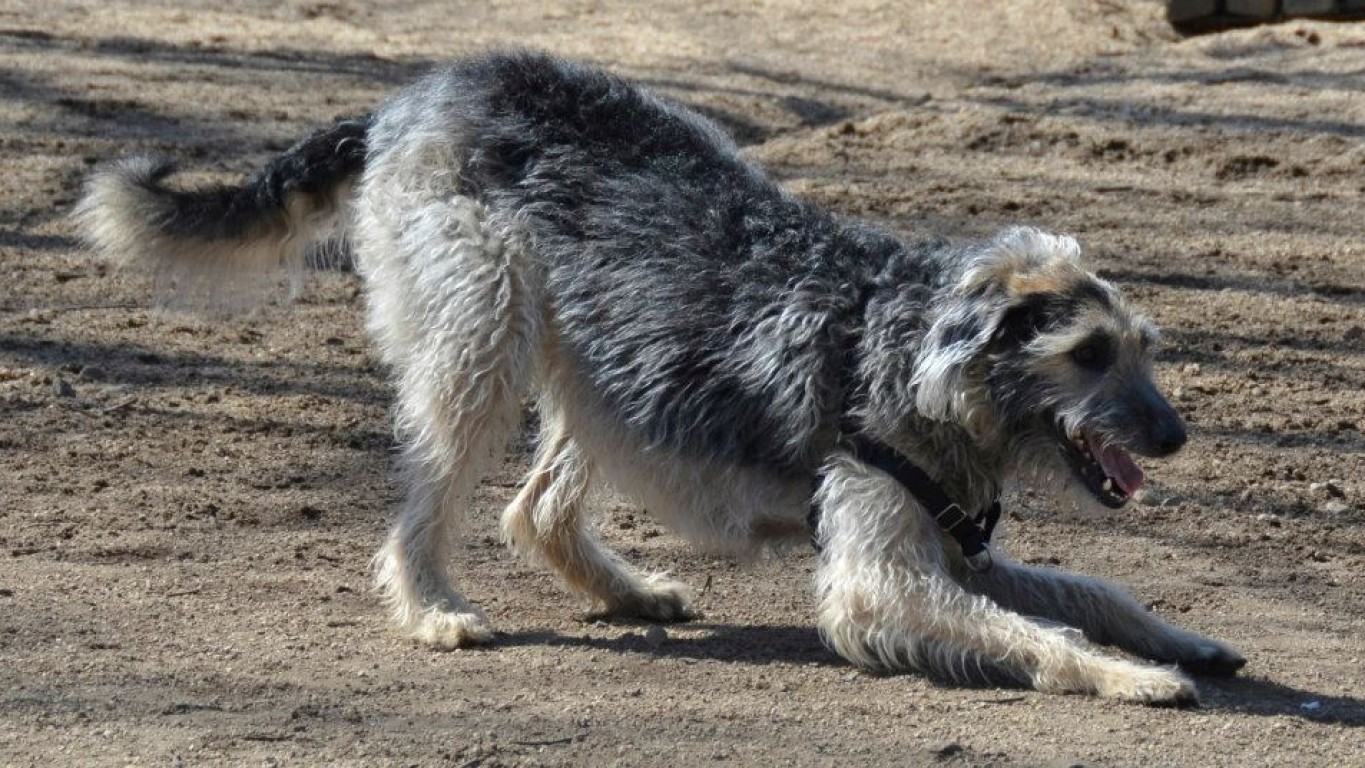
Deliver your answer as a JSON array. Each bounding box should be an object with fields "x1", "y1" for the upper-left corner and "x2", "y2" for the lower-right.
[{"x1": 1149, "y1": 416, "x2": 1187, "y2": 457}]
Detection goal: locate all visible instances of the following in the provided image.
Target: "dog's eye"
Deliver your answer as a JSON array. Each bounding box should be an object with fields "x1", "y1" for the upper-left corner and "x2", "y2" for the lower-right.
[{"x1": 1070, "y1": 341, "x2": 1111, "y2": 371}]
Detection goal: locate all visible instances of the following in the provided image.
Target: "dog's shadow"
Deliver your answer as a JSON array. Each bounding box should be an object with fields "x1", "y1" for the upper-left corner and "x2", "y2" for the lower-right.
[
  {"x1": 496, "y1": 621, "x2": 838, "y2": 667},
  {"x1": 498, "y1": 623, "x2": 1365, "y2": 723},
  {"x1": 1199, "y1": 676, "x2": 1365, "y2": 725}
]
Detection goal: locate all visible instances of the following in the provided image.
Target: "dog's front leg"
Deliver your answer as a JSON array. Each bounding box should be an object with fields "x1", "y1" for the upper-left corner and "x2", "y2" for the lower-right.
[
  {"x1": 968, "y1": 559, "x2": 1245, "y2": 677},
  {"x1": 812, "y1": 453, "x2": 1196, "y2": 705}
]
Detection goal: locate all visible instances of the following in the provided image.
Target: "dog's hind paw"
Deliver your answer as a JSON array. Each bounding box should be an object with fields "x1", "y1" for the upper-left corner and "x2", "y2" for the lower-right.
[
  {"x1": 1097, "y1": 664, "x2": 1198, "y2": 707},
  {"x1": 593, "y1": 576, "x2": 699, "y2": 623},
  {"x1": 410, "y1": 610, "x2": 496, "y2": 651}
]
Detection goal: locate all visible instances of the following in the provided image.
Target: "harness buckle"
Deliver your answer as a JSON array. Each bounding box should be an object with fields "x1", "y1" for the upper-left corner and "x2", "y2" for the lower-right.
[{"x1": 934, "y1": 502, "x2": 972, "y2": 530}]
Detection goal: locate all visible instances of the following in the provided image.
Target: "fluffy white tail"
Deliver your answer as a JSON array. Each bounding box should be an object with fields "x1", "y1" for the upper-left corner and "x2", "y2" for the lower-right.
[{"x1": 74, "y1": 116, "x2": 369, "y2": 310}]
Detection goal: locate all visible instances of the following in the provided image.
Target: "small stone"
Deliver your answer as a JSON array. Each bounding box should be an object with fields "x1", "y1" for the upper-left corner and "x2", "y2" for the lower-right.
[
  {"x1": 643, "y1": 625, "x2": 667, "y2": 647},
  {"x1": 928, "y1": 741, "x2": 964, "y2": 758},
  {"x1": 52, "y1": 378, "x2": 75, "y2": 398},
  {"x1": 1322, "y1": 501, "x2": 1351, "y2": 516},
  {"x1": 77, "y1": 365, "x2": 106, "y2": 382},
  {"x1": 1307, "y1": 481, "x2": 1342, "y2": 497}
]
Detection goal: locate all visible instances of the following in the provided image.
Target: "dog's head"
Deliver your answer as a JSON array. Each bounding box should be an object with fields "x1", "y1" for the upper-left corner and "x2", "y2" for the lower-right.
[{"x1": 912, "y1": 227, "x2": 1184, "y2": 508}]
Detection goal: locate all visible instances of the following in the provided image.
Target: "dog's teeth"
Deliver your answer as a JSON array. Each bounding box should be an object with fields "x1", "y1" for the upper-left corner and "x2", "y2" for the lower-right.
[{"x1": 1102, "y1": 478, "x2": 1113, "y2": 492}]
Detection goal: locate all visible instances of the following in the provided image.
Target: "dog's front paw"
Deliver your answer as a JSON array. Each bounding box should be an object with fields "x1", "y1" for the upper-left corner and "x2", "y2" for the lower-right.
[
  {"x1": 1175, "y1": 640, "x2": 1246, "y2": 678},
  {"x1": 1097, "y1": 664, "x2": 1198, "y2": 707},
  {"x1": 410, "y1": 610, "x2": 496, "y2": 650}
]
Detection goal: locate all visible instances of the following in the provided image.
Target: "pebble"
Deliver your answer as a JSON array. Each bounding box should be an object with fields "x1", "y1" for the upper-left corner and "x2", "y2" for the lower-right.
[
  {"x1": 52, "y1": 378, "x2": 75, "y2": 398},
  {"x1": 1306, "y1": 479, "x2": 1345, "y2": 498},
  {"x1": 77, "y1": 365, "x2": 106, "y2": 382},
  {"x1": 643, "y1": 625, "x2": 667, "y2": 647},
  {"x1": 928, "y1": 741, "x2": 964, "y2": 758},
  {"x1": 1322, "y1": 501, "x2": 1351, "y2": 516}
]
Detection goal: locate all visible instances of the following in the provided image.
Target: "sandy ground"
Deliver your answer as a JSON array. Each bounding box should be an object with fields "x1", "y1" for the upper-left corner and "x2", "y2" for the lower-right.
[{"x1": 2, "y1": 1, "x2": 1363, "y2": 765}]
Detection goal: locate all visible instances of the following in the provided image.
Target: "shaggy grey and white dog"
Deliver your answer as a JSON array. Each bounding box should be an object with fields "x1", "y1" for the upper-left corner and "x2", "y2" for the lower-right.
[{"x1": 76, "y1": 51, "x2": 1245, "y2": 705}]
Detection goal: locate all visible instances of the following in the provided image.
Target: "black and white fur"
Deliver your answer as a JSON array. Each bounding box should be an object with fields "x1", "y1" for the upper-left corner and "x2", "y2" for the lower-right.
[{"x1": 75, "y1": 51, "x2": 1245, "y2": 705}]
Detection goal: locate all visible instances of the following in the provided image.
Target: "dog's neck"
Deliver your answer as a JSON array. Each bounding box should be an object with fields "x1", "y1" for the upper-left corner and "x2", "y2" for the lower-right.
[{"x1": 876, "y1": 416, "x2": 1007, "y2": 515}]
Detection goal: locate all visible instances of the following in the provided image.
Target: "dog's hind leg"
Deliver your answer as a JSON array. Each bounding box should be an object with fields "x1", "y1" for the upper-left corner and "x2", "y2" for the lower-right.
[
  {"x1": 500, "y1": 405, "x2": 696, "y2": 622},
  {"x1": 814, "y1": 453, "x2": 1197, "y2": 705},
  {"x1": 361, "y1": 183, "x2": 540, "y2": 649},
  {"x1": 969, "y1": 560, "x2": 1246, "y2": 677}
]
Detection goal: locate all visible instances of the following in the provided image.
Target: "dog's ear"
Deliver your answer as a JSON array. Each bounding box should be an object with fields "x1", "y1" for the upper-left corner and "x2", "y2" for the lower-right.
[
  {"x1": 911, "y1": 288, "x2": 1011, "y2": 425},
  {"x1": 912, "y1": 227, "x2": 1082, "y2": 426}
]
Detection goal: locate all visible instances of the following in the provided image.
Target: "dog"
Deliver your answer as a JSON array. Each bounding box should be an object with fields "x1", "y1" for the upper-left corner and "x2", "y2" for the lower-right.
[{"x1": 75, "y1": 50, "x2": 1245, "y2": 705}]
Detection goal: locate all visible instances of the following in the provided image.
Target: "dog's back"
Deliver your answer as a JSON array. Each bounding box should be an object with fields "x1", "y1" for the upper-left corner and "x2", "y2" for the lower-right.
[{"x1": 78, "y1": 51, "x2": 902, "y2": 471}]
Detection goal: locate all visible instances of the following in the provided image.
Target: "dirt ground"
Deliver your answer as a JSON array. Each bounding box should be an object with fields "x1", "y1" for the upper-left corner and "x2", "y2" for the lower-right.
[{"x1": 2, "y1": 1, "x2": 1363, "y2": 765}]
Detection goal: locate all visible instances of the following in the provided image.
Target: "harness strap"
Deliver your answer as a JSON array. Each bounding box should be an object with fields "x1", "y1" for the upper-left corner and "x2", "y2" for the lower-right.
[
  {"x1": 809, "y1": 435, "x2": 1002, "y2": 572},
  {"x1": 810, "y1": 274, "x2": 1000, "y2": 570}
]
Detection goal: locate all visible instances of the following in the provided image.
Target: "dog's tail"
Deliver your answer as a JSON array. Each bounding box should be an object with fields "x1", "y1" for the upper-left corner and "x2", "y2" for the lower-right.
[{"x1": 74, "y1": 115, "x2": 371, "y2": 310}]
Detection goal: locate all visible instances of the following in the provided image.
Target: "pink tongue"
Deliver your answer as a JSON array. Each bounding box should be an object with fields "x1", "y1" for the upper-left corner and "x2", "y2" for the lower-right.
[{"x1": 1087, "y1": 436, "x2": 1145, "y2": 495}]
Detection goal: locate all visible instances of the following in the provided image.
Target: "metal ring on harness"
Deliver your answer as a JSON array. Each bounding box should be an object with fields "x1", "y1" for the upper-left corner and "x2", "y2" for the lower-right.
[{"x1": 965, "y1": 546, "x2": 994, "y2": 573}]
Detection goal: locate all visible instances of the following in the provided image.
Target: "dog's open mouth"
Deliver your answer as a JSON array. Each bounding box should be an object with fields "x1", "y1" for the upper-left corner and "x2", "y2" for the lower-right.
[{"x1": 1056, "y1": 424, "x2": 1144, "y2": 509}]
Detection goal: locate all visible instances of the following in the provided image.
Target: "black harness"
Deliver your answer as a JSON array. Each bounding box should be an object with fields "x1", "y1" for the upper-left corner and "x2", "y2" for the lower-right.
[{"x1": 808, "y1": 434, "x2": 1003, "y2": 572}]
